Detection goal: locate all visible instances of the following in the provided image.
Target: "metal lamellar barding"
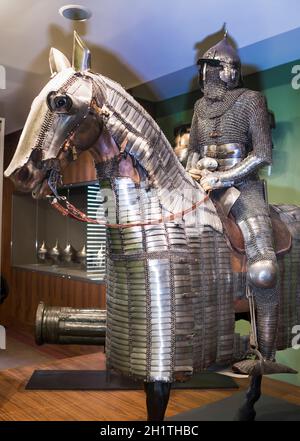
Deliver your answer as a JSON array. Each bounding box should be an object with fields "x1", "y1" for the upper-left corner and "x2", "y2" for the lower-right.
[{"x1": 102, "y1": 174, "x2": 236, "y2": 382}]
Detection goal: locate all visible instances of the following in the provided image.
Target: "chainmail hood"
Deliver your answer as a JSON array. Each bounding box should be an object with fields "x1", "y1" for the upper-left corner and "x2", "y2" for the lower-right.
[
  {"x1": 197, "y1": 86, "x2": 248, "y2": 119},
  {"x1": 202, "y1": 65, "x2": 227, "y2": 101}
]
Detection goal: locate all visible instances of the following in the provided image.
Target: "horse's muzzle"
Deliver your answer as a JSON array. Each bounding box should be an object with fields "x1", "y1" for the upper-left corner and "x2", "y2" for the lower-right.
[{"x1": 8, "y1": 163, "x2": 48, "y2": 197}]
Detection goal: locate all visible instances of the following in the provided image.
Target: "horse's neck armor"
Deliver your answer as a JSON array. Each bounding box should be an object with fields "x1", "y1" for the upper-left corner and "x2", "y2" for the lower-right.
[{"x1": 93, "y1": 74, "x2": 223, "y2": 233}]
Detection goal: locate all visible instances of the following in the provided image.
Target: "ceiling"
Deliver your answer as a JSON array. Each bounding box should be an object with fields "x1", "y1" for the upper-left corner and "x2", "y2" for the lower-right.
[{"x1": 1, "y1": 0, "x2": 300, "y2": 133}]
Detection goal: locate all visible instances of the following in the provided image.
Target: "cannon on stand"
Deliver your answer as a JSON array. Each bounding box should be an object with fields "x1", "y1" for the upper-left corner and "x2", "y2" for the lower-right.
[{"x1": 35, "y1": 302, "x2": 106, "y2": 346}]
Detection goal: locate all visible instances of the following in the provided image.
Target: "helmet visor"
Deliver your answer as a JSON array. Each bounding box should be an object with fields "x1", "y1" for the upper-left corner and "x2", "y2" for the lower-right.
[{"x1": 197, "y1": 58, "x2": 221, "y2": 67}]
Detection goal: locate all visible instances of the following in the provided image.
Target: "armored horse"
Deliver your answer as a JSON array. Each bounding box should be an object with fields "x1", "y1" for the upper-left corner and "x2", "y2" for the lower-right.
[{"x1": 5, "y1": 33, "x2": 300, "y2": 421}]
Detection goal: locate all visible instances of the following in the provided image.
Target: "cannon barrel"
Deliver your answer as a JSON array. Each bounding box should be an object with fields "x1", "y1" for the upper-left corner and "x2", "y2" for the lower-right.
[{"x1": 35, "y1": 302, "x2": 106, "y2": 345}]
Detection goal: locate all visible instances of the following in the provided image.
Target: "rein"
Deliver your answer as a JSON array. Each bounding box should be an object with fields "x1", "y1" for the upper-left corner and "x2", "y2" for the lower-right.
[
  {"x1": 47, "y1": 129, "x2": 210, "y2": 229},
  {"x1": 49, "y1": 191, "x2": 211, "y2": 229}
]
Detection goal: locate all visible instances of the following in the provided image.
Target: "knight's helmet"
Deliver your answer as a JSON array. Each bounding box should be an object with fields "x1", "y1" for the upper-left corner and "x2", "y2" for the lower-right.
[{"x1": 197, "y1": 33, "x2": 242, "y2": 90}]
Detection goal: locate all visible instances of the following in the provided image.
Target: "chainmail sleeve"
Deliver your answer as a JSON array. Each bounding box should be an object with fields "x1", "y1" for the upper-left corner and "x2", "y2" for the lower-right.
[
  {"x1": 249, "y1": 93, "x2": 273, "y2": 162},
  {"x1": 186, "y1": 101, "x2": 201, "y2": 170},
  {"x1": 216, "y1": 92, "x2": 273, "y2": 186}
]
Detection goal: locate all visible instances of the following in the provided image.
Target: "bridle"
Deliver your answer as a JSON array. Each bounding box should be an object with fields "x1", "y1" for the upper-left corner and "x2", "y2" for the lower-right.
[
  {"x1": 45, "y1": 95, "x2": 106, "y2": 199},
  {"x1": 47, "y1": 139, "x2": 211, "y2": 229}
]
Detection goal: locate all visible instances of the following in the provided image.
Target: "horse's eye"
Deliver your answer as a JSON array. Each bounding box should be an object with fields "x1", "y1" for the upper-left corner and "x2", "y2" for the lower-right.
[
  {"x1": 47, "y1": 92, "x2": 72, "y2": 113},
  {"x1": 55, "y1": 97, "x2": 67, "y2": 108}
]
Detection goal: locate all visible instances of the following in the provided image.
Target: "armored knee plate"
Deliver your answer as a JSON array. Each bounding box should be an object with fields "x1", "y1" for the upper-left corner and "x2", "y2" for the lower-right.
[{"x1": 248, "y1": 260, "x2": 278, "y2": 289}]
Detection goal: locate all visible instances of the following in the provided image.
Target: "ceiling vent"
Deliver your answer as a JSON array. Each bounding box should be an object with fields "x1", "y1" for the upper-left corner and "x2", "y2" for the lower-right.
[{"x1": 59, "y1": 4, "x2": 92, "y2": 21}]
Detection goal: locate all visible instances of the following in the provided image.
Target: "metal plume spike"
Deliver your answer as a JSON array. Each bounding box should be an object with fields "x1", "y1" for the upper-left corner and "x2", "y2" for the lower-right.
[{"x1": 72, "y1": 31, "x2": 91, "y2": 72}]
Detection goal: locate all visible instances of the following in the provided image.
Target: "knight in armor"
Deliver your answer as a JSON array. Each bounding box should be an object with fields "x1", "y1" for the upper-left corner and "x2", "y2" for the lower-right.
[{"x1": 186, "y1": 33, "x2": 282, "y2": 372}]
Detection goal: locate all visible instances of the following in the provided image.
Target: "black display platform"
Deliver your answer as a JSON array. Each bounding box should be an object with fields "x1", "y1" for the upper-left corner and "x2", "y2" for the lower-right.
[
  {"x1": 167, "y1": 392, "x2": 300, "y2": 421},
  {"x1": 26, "y1": 370, "x2": 238, "y2": 391}
]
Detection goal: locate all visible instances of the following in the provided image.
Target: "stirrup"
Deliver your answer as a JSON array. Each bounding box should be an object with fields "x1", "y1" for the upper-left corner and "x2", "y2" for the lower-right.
[{"x1": 232, "y1": 349, "x2": 297, "y2": 376}]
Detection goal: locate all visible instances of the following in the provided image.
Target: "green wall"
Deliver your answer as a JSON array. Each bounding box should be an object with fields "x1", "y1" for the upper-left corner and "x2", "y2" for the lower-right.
[
  {"x1": 154, "y1": 60, "x2": 300, "y2": 386},
  {"x1": 246, "y1": 60, "x2": 300, "y2": 207}
]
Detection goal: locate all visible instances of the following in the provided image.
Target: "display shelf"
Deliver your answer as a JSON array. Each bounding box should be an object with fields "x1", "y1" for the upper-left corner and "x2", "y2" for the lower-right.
[
  {"x1": 11, "y1": 181, "x2": 107, "y2": 284},
  {"x1": 13, "y1": 263, "x2": 105, "y2": 284}
]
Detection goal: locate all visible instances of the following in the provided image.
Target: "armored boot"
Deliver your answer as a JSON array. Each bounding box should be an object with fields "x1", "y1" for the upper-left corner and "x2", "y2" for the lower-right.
[{"x1": 232, "y1": 214, "x2": 297, "y2": 375}]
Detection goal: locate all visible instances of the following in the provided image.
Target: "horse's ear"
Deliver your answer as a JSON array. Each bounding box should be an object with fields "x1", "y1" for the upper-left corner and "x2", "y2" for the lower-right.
[
  {"x1": 72, "y1": 31, "x2": 91, "y2": 72},
  {"x1": 49, "y1": 48, "x2": 71, "y2": 76}
]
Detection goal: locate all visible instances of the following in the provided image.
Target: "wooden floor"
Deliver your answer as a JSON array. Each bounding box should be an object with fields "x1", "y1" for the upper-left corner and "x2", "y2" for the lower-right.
[
  {"x1": 1, "y1": 326, "x2": 103, "y2": 370},
  {"x1": 0, "y1": 350, "x2": 300, "y2": 421}
]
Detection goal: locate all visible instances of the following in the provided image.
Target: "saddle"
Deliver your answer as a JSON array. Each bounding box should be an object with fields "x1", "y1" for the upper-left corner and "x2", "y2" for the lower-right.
[{"x1": 213, "y1": 200, "x2": 292, "y2": 257}]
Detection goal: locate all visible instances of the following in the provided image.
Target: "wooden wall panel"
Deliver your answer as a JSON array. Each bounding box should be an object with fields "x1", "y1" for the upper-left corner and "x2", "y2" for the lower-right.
[
  {"x1": 0, "y1": 131, "x2": 105, "y2": 328},
  {"x1": 0, "y1": 268, "x2": 105, "y2": 327}
]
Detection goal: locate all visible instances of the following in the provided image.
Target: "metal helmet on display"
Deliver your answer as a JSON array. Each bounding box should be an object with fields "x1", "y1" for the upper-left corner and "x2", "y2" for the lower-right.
[{"x1": 197, "y1": 32, "x2": 241, "y2": 89}]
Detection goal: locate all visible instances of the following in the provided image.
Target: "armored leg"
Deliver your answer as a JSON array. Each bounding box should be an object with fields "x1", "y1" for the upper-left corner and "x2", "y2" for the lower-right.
[
  {"x1": 233, "y1": 210, "x2": 280, "y2": 362},
  {"x1": 232, "y1": 211, "x2": 296, "y2": 374},
  {"x1": 230, "y1": 185, "x2": 280, "y2": 367},
  {"x1": 240, "y1": 214, "x2": 279, "y2": 362},
  {"x1": 144, "y1": 381, "x2": 171, "y2": 421},
  {"x1": 236, "y1": 212, "x2": 279, "y2": 355}
]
